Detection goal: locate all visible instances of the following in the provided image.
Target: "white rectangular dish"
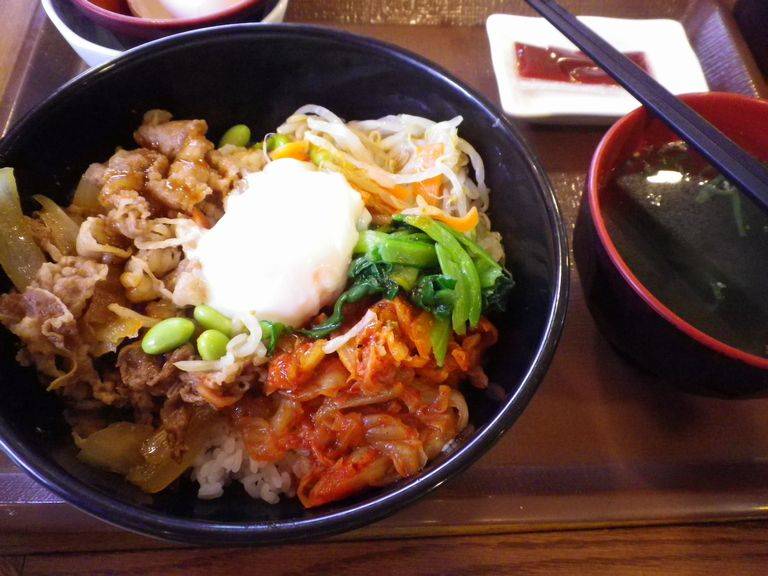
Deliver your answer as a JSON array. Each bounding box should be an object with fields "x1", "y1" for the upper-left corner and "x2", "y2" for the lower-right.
[{"x1": 486, "y1": 14, "x2": 709, "y2": 124}]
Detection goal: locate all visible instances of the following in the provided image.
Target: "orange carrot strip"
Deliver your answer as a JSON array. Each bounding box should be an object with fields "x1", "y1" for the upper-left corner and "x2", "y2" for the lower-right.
[
  {"x1": 411, "y1": 175, "x2": 443, "y2": 206},
  {"x1": 389, "y1": 184, "x2": 415, "y2": 202},
  {"x1": 425, "y1": 206, "x2": 479, "y2": 233}
]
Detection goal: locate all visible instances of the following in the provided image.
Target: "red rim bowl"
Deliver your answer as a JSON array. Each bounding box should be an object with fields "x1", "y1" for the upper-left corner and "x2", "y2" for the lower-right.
[
  {"x1": 69, "y1": 0, "x2": 268, "y2": 37},
  {"x1": 575, "y1": 92, "x2": 768, "y2": 397}
]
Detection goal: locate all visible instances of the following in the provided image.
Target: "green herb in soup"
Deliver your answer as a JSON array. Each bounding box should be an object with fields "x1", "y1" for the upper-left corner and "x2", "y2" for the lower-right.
[{"x1": 603, "y1": 141, "x2": 768, "y2": 357}]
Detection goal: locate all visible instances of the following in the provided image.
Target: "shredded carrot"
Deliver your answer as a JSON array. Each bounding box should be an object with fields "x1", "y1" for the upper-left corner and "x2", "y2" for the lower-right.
[
  {"x1": 270, "y1": 140, "x2": 310, "y2": 161},
  {"x1": 345, "y1": 173, "x2": 407, "y2": 217},
  {"x1": 421, "y1": 205, "x2": 479, "y2": 233},
  {"x1": 389, "y1": 184, "x2": 415, "y2": 202},
  {"x1": 395, "y1": 144, "x2": 445, "y2": 206},
  {"x1": 411, "y1": 176, "x2": 443, "y2": 206}
]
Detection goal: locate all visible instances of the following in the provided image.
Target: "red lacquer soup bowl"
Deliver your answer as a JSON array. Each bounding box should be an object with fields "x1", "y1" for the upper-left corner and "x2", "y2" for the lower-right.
[{"x1": 574, "y1": 92, "x2": 768, "y2": 397}]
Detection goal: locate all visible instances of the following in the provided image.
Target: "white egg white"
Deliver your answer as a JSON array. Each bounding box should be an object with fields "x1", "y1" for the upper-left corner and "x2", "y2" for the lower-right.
[{"x1": 190, "y1": 158, "x2": 370, "y2": 327}]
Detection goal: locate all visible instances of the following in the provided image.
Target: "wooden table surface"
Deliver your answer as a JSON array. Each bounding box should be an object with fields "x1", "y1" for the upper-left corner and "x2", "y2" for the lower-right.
[{"x1": 2, "y1": 0, "x2": 768, "y2": 574}]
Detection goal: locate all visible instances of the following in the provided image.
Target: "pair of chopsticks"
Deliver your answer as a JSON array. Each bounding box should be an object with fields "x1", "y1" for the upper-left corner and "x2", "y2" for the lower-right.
[{"x1": 524, "y1": 0, "x2": 768, "y2": 214}]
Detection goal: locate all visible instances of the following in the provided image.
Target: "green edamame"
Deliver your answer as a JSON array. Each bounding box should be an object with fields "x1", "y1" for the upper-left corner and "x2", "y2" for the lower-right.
[
  {"x1": 141, "y1": 318, "x2": 195, "y2": 355},
  {"x1": 219, "y1": 124, "x2": 251, "y2": 148},
  {"x1": 197, "y1": 329, "x2": 230, "y2": 361},
  {"x1": 193, "y1": 305, "x2": 233, "y2": 337},
  {"x1": 266, "y1": 134, "x2": 292, "y2": 152}
]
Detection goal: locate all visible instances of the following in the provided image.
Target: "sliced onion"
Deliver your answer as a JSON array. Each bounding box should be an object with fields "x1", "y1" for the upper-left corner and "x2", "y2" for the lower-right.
[
  {"x1": 76, "y1": 217, "x2": 132, "y2": 260},
  {"x1": 33, "y1": 195, "x2": 79, "y2": 256},
  {"x1": 0, "y1": 168, "x2": 46, "y2": 290},
  {"x1": 107, "y1": 303, "x2": 160, "y2": 327},
  {"x1": 71, "y1": 164, "x2": 104, "y2": 214}
]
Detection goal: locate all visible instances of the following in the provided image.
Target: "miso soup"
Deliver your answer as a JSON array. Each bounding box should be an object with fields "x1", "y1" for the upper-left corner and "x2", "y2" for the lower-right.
[{"x1": 603, "y1": 141, "x2": 768, "y2": 357}]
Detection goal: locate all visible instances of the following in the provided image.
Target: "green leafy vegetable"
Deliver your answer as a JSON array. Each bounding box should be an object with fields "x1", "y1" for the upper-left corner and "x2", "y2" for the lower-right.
[
  {"x1": 695, "y1": 176, "x2": 747, "y2": 237},
  {"x1": 430, "y1": 241, "x2": 468, "y2": 332},
  {"x1": 354, "y1": 230, "x2": 438, "y2": 268},
  {"x1": 410, "y1": 274, "x2": 456, "y2": 318},
  {"x1": 438, "y1": 222, "x2": 507, "y2": 288},
  {"x1": 259, "y1": 321, "x2": 289, "y2": 355},
  {"x1": 300, "y1": 257, "x2": 399, "y2": 338},
  {"x1": 354, "y1": 230, "x2": 388, "y2": 254},
  {"x1": 389, "y1": 265, "x2": 420, "y2": 291},
  {"x1": 482, "y1": 271, "x2": 515, "y2": 314},
  {"x1": 377, "y1": 239, "x2": 438, "y2": 268},
  {"x1": 388, "y1": 230, "x2": 432, "y2": 243},
  {"x1": 398, "y1": 215, "x2": 482, "y2": 334},
  {"x1": 303, "y1": 215, "x2": 513, "y2": 346},
  {"x1": 349, "y1": 257, "x2": 401, "y2": 300},
  {"x1": 430, "y1": 316, "x2": 451, "y2": 367}
]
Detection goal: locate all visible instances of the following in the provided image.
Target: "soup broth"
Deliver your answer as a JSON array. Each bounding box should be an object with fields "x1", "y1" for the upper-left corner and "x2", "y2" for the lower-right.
[{"x1": 603, "y1": 141, "x2": 768, "y2": 358}]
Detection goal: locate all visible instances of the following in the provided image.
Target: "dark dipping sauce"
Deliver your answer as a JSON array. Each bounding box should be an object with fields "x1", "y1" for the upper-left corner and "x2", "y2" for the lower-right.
[
  {"x1": 603, "y1": 141, "x2": 768, "y2": 358},
  {"x1": 515, "y1": 42, "x2": 650, "y2": 85}
]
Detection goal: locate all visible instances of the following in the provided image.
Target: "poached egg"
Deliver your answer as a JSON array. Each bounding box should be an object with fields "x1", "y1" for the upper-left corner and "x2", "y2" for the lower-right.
[{"x1": 190, "y1": 158, "x2": 370, "y2": 327}]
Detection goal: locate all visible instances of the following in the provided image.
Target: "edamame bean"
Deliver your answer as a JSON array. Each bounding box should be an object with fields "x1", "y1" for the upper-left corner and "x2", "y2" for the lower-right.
[
  {"x1": 266, "y1": 134, "x2": 291, "y2": 152},
  {"x1": 219, "y1": 124, "x2": 251, "y2": 148},
  {"x1": 141, "y1": 318, "x2": 195, "y2": 355},
  {"x1": 197, "y1": 329, "x2": 230, "y2": 361},
  {"x1": 193, "y1": 304, "x2": 233, "y2": 337}
]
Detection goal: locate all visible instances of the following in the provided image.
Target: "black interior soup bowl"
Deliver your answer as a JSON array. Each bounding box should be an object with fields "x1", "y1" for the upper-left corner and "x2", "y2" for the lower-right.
[
  {"x1": 574, "y1": 92, "x2": 768, "y2": 398},
  {"x1": 0, "y1": 25, "x2": 568, "y2": 544}
]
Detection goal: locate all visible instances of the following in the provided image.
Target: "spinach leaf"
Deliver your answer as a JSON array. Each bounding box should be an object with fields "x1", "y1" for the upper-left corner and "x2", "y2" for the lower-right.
[
  {"x1": 259, "y1": 321, "x2": 289, "y2": 355},
  {"x1": 301, "y1": 257, "x2": 399, "y2": 338},
  {"x1": 482, "y1": 271, "x2": 515, "y2": 314},
  {"x1": 410, "y1": 274, "x2": 456, "y2": 319}
]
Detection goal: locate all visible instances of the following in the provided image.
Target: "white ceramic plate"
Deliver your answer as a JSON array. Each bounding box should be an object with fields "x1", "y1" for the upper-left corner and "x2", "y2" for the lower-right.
[
  {"x1": 486, "y1": 14, "x2": 709, "y2": 124},
  {"x1": 43, "y1": 0, "x2": 290, "y2": 68}
]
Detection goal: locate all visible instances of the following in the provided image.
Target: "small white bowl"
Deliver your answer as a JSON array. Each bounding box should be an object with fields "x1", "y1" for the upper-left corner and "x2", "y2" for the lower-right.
[
  {"x1": 42, "y1": 0, "x2": 120, "y2": 67},
  {"x1": 486, "y1": 14, "x2": 709, "y2": 124},
  {"x1": 43, "y1": 0, "x2": 290, "y2": 68}
]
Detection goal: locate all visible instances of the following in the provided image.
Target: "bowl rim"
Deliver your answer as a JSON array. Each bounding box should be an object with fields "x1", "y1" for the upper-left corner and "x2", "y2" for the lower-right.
[
  {"x1": 43, "y1": 0, "x2": 123, "y2": 60},
  {"x1": 69, "y1": 0, "x2": 266, "y2": 30},
  {"x1": 44, "y1": 0, "x2": 289, "y2": 64},
  {"x1": 588, "y1": 91, "x2": 768, "y2": 371},
  {"x1": 0, "y1": 23, "x2": 569, "y2": 544}
]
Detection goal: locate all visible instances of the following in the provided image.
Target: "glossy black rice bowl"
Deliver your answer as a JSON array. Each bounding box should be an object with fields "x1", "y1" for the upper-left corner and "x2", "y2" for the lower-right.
[{"x1": 0, "y1": 24, "x2": 568, "y2": 544}]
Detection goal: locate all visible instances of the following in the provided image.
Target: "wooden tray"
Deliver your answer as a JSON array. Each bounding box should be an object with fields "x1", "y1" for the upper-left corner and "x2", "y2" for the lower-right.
[{"x1": 2, "y1": 0, "x2": 768, "y2": 553}]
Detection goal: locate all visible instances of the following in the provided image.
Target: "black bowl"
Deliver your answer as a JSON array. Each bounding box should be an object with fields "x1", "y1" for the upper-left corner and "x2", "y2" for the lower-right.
[{"x1": 0, "y1": 25, "x2": 568, "y2": 544}]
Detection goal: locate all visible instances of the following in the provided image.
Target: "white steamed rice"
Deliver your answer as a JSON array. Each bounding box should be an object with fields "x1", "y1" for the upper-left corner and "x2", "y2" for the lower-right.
[{"x1": 191, "y1": 425, "x2": 311, "y2": 503}]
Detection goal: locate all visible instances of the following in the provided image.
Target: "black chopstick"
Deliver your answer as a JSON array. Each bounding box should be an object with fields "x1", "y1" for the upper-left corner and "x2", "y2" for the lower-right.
[{"x1": 523, "y1": 0, "x2": 768, "y2": 214}]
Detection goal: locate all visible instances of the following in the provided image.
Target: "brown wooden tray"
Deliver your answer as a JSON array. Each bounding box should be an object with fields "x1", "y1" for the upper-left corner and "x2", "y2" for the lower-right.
[{"x1": 2, "y1": 0, "x2": 768, "y2": 553}]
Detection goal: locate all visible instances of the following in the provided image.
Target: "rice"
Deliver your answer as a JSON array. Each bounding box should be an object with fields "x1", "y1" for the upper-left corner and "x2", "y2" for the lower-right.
[{"x1": 191, "y1": 424, "x2": 310, "y2": 504}]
